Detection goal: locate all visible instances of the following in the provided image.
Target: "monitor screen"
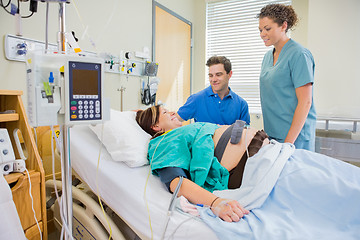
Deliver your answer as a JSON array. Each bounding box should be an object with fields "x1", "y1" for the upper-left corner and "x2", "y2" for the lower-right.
[{"x1": 72, "y1": 68, "x2": 98, "y2": 95}]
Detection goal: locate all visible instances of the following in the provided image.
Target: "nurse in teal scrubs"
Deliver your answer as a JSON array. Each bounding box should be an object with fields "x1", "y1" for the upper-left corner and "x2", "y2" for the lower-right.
[{"x1": 257, "y1": 4, "x2": 316, "y2": 151}]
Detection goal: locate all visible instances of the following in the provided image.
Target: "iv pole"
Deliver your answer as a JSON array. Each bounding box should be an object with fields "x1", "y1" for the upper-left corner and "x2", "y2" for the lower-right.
[{"x1": 58, "y1": 2, "x2": 73, "y2": 239}]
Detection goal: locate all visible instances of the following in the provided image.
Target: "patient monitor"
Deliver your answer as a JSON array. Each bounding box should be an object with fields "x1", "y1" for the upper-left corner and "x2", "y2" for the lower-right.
[{"x1": 26, "y1": 52, "x2": 107, "y2": 127}]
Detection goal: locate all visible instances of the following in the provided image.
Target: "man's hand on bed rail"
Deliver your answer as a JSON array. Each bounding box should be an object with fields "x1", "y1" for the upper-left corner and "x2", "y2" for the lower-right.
[{"x1": 212, "y1": 198, "x2": 249, "y2": 222}]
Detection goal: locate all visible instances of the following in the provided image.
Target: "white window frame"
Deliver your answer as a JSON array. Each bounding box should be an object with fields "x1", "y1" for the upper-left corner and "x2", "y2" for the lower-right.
[{"x1": 206, "y1": 0, "x2": 291, "y2": 114}]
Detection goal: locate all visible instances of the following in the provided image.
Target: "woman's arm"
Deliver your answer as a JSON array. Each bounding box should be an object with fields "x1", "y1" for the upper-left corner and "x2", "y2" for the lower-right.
[
  {"x1": 170, "y1": 177, "x2": 249, "y2": 222},
  {"x1": 284, "y1": 83, "x2": 313, "y2": 144}
]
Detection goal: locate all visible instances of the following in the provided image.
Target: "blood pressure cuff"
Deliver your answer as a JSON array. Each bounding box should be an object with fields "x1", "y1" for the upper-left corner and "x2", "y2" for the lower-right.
[{"x1": 157, "y1": 167, "x2": 189, "y2": 192}]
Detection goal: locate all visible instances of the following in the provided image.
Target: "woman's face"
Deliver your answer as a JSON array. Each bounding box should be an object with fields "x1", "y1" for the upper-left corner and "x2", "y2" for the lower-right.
[
  {"x1": 154, "y1": 107, "x2": 182, "y2": 132},
  {"x1": 258, "y1": 17, "x2": 287, "y2": 48}
]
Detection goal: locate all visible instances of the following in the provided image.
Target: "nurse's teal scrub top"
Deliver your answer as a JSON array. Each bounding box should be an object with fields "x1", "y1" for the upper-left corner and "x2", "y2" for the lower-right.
[{"x1": 260, "y1": 39, "x2": 316, "y2": 150}]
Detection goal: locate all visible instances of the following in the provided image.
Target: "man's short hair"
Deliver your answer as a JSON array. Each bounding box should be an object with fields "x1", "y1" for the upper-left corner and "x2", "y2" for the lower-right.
[{"x1": 206, "y1": 56, "x2": 232, "y2": 74}]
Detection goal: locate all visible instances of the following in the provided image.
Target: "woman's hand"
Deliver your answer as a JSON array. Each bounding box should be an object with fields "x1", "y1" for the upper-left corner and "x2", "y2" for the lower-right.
[
  {"x1": 211, "y1": 198, "x2": 249, "y2": 222},
  {"x1": 169, "y1": 178, "x2": 249, "y2": 222}
]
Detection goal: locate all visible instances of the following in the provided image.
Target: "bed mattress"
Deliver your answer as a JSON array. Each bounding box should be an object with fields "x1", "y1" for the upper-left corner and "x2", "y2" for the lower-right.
[{"x1": 70, "y1": 125, "x2": 218, "y2": 240}]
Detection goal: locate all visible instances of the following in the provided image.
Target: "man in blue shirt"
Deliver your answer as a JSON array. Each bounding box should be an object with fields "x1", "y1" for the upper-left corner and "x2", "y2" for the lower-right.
[{"x1": 176, "y1": 56, "x2": 250, "y2": 125}]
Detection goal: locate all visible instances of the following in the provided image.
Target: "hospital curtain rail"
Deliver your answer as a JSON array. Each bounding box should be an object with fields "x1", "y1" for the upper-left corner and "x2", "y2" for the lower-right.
[{"x1": 206, "y1": 0, "x2": 291, "y2": 114}]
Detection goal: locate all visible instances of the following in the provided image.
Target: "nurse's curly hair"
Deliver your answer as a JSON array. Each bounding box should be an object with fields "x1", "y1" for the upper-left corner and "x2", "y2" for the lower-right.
[{"x1": 257, "y1": 4, "x2": 298, "y2": 32}]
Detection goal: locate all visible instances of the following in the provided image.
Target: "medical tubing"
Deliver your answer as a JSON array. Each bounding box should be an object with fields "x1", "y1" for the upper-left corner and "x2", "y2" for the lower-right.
[
  {"x1": 144, "y1": 133, "x2": 168, "y2": 240},
  {"x1": 0, "y1": 0, "x2": 11, "y2": 8},
  {"x1": 25, "y1": 168, "x2": 43, "y2": 240},
  {"x1": 51, "y1": 126, "x2": 74, "y2": 240},
  {"x1": 144, "y1": 166, "x2": 154, "y2": 240},
  {"x1": 65, "y1": 127, "x2": 75, "y2": 240},
  {"x1": 95, "y1": 123, "x2": 113, "y2": 240},
  {"x1": 160, "y1": 214, "x2": 171, "y2": 240},
  {"x1": 244, "y1": 125, "x2": 249, "y2": 158},
  {"x1": 60, "y1": 224, "x2": 64, "y2": 240},
  {"x1": 0, "y1": 0, "x2": 13, "y2": 15},
  {"x1": 71, "y1": 0, "x2": 97, "y2": 50},
  {"x1": 94, "y1": 0, "x2": 119, "y2": 45},
  {"x1": 51, "y1": 126, "x2": 63, "y2": 155},
  {"x1": 160, "y1": 176, "x2": 184, "y2": 240},
  {"x1": 45, "y1": 2, "x2": 49, "y2": 52},
  {"x1": 168, "y1": 214, "x2": 199, "y2": 240},
  {"x1": 168, "y1": 176, "x2": 184, "y2": 212},
  {"x1": 34, "y1": 127, "x2": 38, "y2": 146}
]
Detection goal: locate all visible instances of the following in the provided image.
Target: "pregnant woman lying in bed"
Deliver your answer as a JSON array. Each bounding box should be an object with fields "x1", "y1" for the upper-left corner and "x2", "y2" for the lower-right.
[
  {"x1": 136, "y1": 106, "x2": 360, "y2": 227},
  {"x1": 136, "y1": 105, "x2": 360, "y2": 239},
  {"x1": 136, "y1": 105, "x2": 268, "y2": 222}
]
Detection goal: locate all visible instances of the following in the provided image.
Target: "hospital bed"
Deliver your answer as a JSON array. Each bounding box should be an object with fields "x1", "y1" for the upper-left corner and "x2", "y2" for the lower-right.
[
  {"x1": 46, "y1": 109, "x2": 360, "y2": 240},
  {"x1": 47, "y1": 110, "x2": 218, "y2": 240}
]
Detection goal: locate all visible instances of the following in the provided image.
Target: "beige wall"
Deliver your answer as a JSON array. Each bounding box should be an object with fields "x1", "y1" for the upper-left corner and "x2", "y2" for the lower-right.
[
  {"x1": 292, "y1": 0, "x2": 309, "y2": 47},
  {"x1": 291, "y1": 0, "x2": 360, "y2": 120},
  {"x1": 252, "y1": 0, "x2": 360, "y2": 128},
  {"x1": 1, "y1": 0, "x2": 358, "y2": 121},
  {"x1": 0, "y1": 0, "x2": 206, "y2": 111},
  {"x1": 307, "y1": 0, "x2": 360, "y2": 119}
]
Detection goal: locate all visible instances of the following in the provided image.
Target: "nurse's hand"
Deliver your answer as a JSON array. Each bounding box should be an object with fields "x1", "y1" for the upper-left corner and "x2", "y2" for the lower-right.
[{"x1": 211, "y1": 198, "x2": 249, "y2": 222}]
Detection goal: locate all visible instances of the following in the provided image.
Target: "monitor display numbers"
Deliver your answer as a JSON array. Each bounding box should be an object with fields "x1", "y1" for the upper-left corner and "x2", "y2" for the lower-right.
[{"x1": 68, "y1": 61, "x2": 102, "y2": 122}]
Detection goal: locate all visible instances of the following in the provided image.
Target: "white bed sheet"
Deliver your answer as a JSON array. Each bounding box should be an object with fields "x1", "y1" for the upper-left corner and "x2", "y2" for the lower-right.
[{"x1": 70, "y1": 125, "x2": 218, "y2": 240}]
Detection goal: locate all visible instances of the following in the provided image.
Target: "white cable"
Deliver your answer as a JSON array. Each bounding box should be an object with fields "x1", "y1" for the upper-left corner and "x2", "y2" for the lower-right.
[
  {"x1": 45, "y1": 2, "x2": 49, "y2": 52},
  {"x1": 64, "y1": 127, "x2": 74, "y2": 240},
  {"x1": 51, "y1": 127, "x2": 63, "y2": 154},
  {"x1": 24, "y1": 168, "x2": 43, "y2": 240},
  {"x1": 33, "y1": 127, "x2": 38, "y2": 146},
  {"x1": 168, "y1": 214, "x2": 198, "y2": 240},
  {"x1": 144, "y1": 132, "x2": 169, "y2": 240},
  {"x1": 50, "y1": 126, "x2": 74, "y2": 240},
  {"x1": 94, "y1": 0, "x2": 119, "y2": 44},
  {"x1": 160, "y1": 176, "x2": 183, "y2": 240},
  {"x1": 60, "y1": 222, "x2": 64, "y2": 240},
  {"x1": 244, "y1": 125, "x2": 250, "y2": 158},
  {"x1": 71, "y1": 0, "x2": 98, "y2": 50}
]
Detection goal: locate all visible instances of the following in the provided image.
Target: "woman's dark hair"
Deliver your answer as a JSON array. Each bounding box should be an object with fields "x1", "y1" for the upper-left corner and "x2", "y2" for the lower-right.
[
  {"x1": 257, "y1": 4, "x2": 298, "y2": 32},
  {"x1": 136, "y1": 105, "x2": 162, "y2": 137},
  {"x1": 206, "y1": 56, "x2": 232, "y2": 74}
]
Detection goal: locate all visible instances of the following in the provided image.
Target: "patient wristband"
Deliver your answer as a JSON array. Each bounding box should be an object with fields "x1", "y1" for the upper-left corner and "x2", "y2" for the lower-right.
[{"x1": 210, "y1": 196, "x2": 220, "y2": 208}]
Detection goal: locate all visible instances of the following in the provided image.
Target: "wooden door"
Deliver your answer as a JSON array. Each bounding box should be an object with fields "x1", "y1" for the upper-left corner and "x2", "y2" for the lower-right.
[{"x1": 153, "y1": 4, "x2": 192, "y2": 112}]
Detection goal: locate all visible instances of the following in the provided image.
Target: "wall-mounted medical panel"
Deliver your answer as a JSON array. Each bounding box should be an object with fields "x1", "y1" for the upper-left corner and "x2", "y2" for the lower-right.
[
  {"x1": 4, "y1": 34, "x2": 96, "y2": 62},
  {"x1": 5, "y1": 34, "x2": 58, "y2": 62},
  {"x1": 101, "y1": 51, "x2": 154, "y2": 77}
]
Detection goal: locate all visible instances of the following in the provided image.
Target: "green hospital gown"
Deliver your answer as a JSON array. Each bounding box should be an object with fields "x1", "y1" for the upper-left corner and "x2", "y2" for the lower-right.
[{"x1": 148, "y1": 122, "x2": 229, "y2": 192}]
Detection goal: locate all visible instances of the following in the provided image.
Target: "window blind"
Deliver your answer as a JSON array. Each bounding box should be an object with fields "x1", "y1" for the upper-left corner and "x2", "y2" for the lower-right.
[{"x1": 206, "y1": 0, "x2": 291, "y2": 113}]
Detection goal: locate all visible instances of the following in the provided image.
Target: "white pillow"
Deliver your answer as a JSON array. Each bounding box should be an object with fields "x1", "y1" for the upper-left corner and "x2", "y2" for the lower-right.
[{"x1": 89, "y1": 109, "x2": 151, "y2": 167}]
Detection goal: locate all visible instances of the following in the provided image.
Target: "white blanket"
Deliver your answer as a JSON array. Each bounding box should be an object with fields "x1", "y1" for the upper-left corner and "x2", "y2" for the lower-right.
[
  {"x1": 199, "y1": 141, "x2": 360, "y2": 240},
  {"x1": 213, "y1": 140, "x2": 294, "y2": 209},
  {"x1": 0, "y1": 175, "x2": 26, "y2": 240}
]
